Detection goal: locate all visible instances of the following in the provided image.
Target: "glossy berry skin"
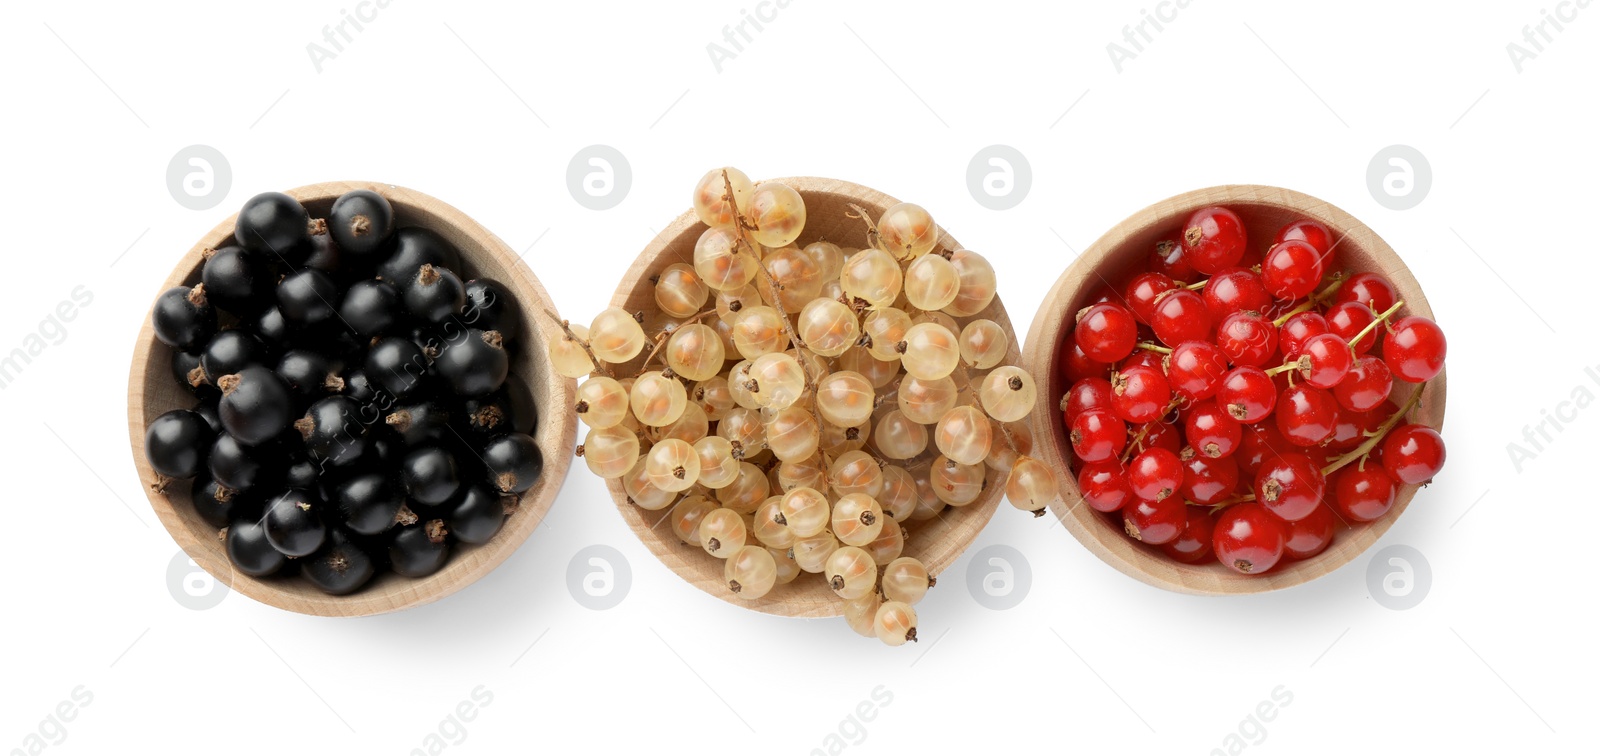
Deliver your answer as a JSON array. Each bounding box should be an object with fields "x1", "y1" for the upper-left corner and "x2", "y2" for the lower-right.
[
  {"x1": 1123, "y1": 496, "x2": 1187, "y2": 544},
  {"x1": 1278, "y1": 312, "x2": 1329, "y2": 360},
  {"x1": 1150, "y1": 289, "x2": 1213, "y2": 347},
  {"x1": 277, "y1": 269, "x2": 341, "y2": 328},
  {"x1": 404, "y1": 264, "x2": 467, "y2": 323},
  {"x1": 263, "y1": 489, "x2": 328, "y2": 558},
  {"x1": 332, "y1": 472, "x2": 404, "y2": 536},
  {"x1": 171, "y1": 350, "x2": 210, "y2": 397},
  {"x1": 226, "y1": 519, "x2": 288, "y2": 577},
  {"x1": 1331, "y1": 272, "x2": 1398, "y2": 313},
  {"x1": 1063, "y1": 377, "x2": 1114, "y2": 423},
  {"x1": 1236, "y1": 422, "x2": 1288, "y2": 476},
  {"x1": 1296, "y1": 333, "x2": 1353, "y2": 389},
  {"x1": 448, "y1": 483, "x2": 508, "y2": 545},
  {"x1": 1128, "y1": 447, "x2": 1182, "y2": 502},
  {"x1": 276, "y1": 349, "x2": 343, "y2": 408},
  {"x1": 1059, "y1": 338, "x2": 1109, "y2": 384},
  {"x1": 328, "y1": 189, "x2": 396, "y2": 259},
  {"x1": 201, "y1": 246, "x2": 274, "y2": 314},
  {"x1": 1111, "y1": 365, "x2": 1171, "y2": 425},
  {"x1": 1332, "y1": 465, "x2": 1397, "y2": 522},
  {"x1": 1167, "y1": 341, "x2": 1229, "y2": 401},
  {"x1": 1333, "y1": 356, "x2": 1392, "y2": 413},
  {"x1": 366, "y1": 337, "x2": 431, "y2": 399},
  {"x1": 208, "y1": 434, "x2": 271, "y2": 491},
  {"x1": 1253, "y1": 453, "x2": 1325, "y2": 522},
  {"x1": 144, "y1": 409, "x2": 214, "y2": 479},
  {"x1": 389, "y1": 522, "x2": 451, "y2": 578},
  {"x1": 1323, "y1": 409, "x2": 1366, "y2": 453},
  {"x1": 461, "y1": 279, "x2": 521, "y2": 343},
  {"x1": 234, "y1": 192, "x2": 312, "y2": 262},
  {"x1": 1179, "y1": 450, "x2": 1239, "y2": 505},
  {"x1": 434, "y1": 329, "x2": 509, "y2": 397},
  {"x1": 1261, "y1": 240, "x2": 1325, "y2": 300},
  {"x1": 1184, "y1": 400, "x2": 1241, "y2": 458},
  {"x1": 298, "y1": 396, "x2": 368, "y2": 466},
  {"x1": 401, "y1": 446, "x2": 462, "y2": 506},
  {"x1": 1202, "y1": 268, "x2": 1272, "y2": 321},
  {"x1": 1161, "y1": 508, "x2": 1216, "y2": 563},
  {"x1": 1149, "y1": 239, "x2": 1196, "y2": 280},
  {"x1": 1275, "y1": 385, "x2": 1339, "y2": 447},
  {"x1": 1213, "y1": 503, "x2": 1287, "y2": 575},
  {"x1": 339, "y1": 279, "x2": 402, "y2": 339},
  {"x1": 1069, "y1": 408, "x2": 1126, "y2": 463},
  {"x1": 1075, "y1": 303, "x2": 1139, "y2": 363},
  {"x1": 1282, "y1": 504, "x2": 1337, "y2": 560},
  {"x1": 302, "y1": 529, "x2": 377, "y2": 595},
  {"x1": 1120, "y1": 349, "x2": 1165, "y2": 374},
  {"x1": 1124, "y1": 273, "x2": 1177, "y2": 325},
  {"x1": 1078, "y1": 461, "x2": 1133, "y2": 512},
  {"x1": 1382, "y1": 424, "x2": 1446, "y2": 484},
  {"x1": 1215, "y1": 311, "x2": 1278, "y2": 368},
  {"x1": 191, "y1": 473, "x2": 252, "y2": 528},
  {"x1": 1180, "y1": 206, "x2": 1248, "y2": 275},
  {"x1": 1325, "y1": 301, "x2": 1377, "y2": 354},
  {"x1": 201, "y1": 330, "x2": 267, "y2": 385},
  {"x1": 1129, "y1": 421, "x2": 1182, "y2": 457},
  {"x1": 218, "y1": 366, "x2": 293, "y2": 445},
  {"x1": 483, "y1": 433, "x2": 542, "y2": 493},
  {"x1": 1383, "y1": 316, "x2": 1447, "y2": 382},
  {"x1": 1276, "y1": 219, "x2": 1334, "y2": 256},
  {"x1": 152, "y1": 286, "x2": 218, "y2": 351},
  {"x1": 380, "y1": 227, "x2": 462, "y2": 285},
  {"x1": 1218, "y1": 367, "x2": 1276, "y2": 423}
]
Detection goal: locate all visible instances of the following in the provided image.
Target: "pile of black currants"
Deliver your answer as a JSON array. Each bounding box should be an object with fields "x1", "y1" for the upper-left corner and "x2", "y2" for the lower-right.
[{"x1": 143, "y1": 189, "x2": 542, "y2": 595}]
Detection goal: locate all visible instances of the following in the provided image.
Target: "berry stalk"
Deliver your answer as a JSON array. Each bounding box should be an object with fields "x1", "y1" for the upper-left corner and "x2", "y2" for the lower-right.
[{"x1": 1320, "y1": 383, "x2": 1427, "y2": 476}]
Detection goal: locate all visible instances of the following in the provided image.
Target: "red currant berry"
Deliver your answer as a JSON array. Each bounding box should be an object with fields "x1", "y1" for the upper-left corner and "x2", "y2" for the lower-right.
[
  {"x1": 1060, "y1": 338, "x2": 1109, "y2": 385},
  {"x1": 1281, "y1": 503, "x2": 1337, "y2": 560},
  {"x1": 1275, "y1": 219, "x2": 1335, "y2": 256},
  {"x1": 1276, "y1": 385, "x2": 1339, "y2": 447},
  {"x1": 1325, "y1": 301, "x2": 1377, "y2": 354},
  {"x1": 1184, "y1": 400, "x2": 1242, "y2": 458},
  {"x1": 1202, "y1": 268, "x2": 1273, "y2": 321},
  {"x1": 1083, "y1": 284, "x2": 1120, "y2": 308},
  {"x1": 1069, "y1": 408, "x2": 1127, "y2": 463},
  {"x1": 1075, "y1": 303, "x2": 1139, "y2": 363},
  {"x1": 1323, "y1": 408, "x2": 1365, "y2": 453},
  {"x1": 1278, "y1": 311, "x2": 1330, "y2": 360},
  {"x1": 1218, "y1": 367, "x2": 1276, "y2": 423},
  {"x1": 1331, "y1": 464, "x2": 1397, "y2": 522},
  {"x1": 1181, "y1": 206, "x2": 1248, "y2": 275},
  {"x1": 1124, "y1": 272, "x2": 1177, "y2": 325},
  {"x1": 1332, "y1": 355, "x2": 1392, "y2": 413},
  {"x1": 1382, "y1": 316, "x2": 1447, "y2": 383},
  {"x1": 1167, "y1": 341, "x2": 1229, "y2": 401},
  {"x1": 1128, "y1": 447, "x2": 1183, "y2": 502},
  {"x1": 1149, "y1": 289, "x2": 1213, "y2": 347},
  {"x1": 1161, "y1": 507, "x2": 1216, "y2": 564},
  {"x1": 1261, "y1": 240, "x2": 1325, "y2": 300},
  {"x1": 1179, "y1": 448, "x2": 1240, "y2": 505},
  {"x1": 1253, "y1": 452, "x2": 1325, "y2": 522},
  {"x1": 1149, "y1": 239, "x2": 1197, "y2": 281},
  {"x1": 1119, "y1": 349, "x2": 1165, "y2": 374},
  {"x1": 1213, "y1": 503, "x2": 1287, "y2": 574},
  {"x1": 1294, "y1": 332, "x2": 1354, "y2": 389},
  {"x1": 1079, "y1": 460, "x2": 1134, "y2": 513},
  {"x1": 1381, "y1": 424, "x2": 1446, "y2": 484},
  {"x1": 1215, "y1": 310, "x2": 1279, "y2": 368},
  {"x1": 1236, "y1": 421, "x2": 1289, "y2": 476},
  {"x1": 1123, "y1": 496, "x2": 1187, "y2": 544},
  {"x1": 1111, "y1": 365, "x2": 1172, "y2": 425},
  {"x1": 1063, "y1": 377, "x2": 1114, "y2": 423},
  {"x1": 1331, "y1": 272, "x2": 1398, "y2": 313},
  {"x1": 1128, "y1": 421, "x2": 1182, "y2": 457}
]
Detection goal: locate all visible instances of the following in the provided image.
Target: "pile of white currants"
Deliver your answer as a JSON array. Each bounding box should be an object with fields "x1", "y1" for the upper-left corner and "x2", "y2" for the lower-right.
[{"x1": 549, "y1": 168, "x2": 1059, "y2": 645}]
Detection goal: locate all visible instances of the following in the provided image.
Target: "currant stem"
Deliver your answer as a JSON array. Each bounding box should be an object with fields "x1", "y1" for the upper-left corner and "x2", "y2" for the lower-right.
[
  {"x1": 1320, "y1": 382, "x2": 1426, "y2": 476},
  {"x1": 1182, "y1": 279, "x2": 1208, "y2": 291},
  {"x1": 543, "y1": 309, "x2": 613, "y2": 378},
  {"x1": 1135, "y1": 342, "x2": 1173, "y2": 355},
  {"x1": 1118, "y1": 398, "x2": 1182, "y2": 463},
  {"x1": 1272, "y1": 300, "x2": 1315, "y2": 326},
  {"x1": 1346, "y1": 300, "x2": 1405, "y2": 350},
  {"x1": 844, "y1": 203, "x2": 886, "y2": 256}
]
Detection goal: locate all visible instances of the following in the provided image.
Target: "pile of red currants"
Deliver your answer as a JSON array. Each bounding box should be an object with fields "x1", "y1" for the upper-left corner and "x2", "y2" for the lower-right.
[{"x1": 1058, "y1": 206, "x2": 1447, "y2": 575}]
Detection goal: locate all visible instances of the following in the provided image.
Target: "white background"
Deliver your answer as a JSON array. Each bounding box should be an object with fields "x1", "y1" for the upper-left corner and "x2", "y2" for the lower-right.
[{"x1": 2, "y1": 1, "x2": 1595, "y2": 753}]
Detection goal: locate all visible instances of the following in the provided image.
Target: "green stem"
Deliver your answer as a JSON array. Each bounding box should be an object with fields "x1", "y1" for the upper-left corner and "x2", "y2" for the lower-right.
[
  {"x1": 1135, "y1": 342, "x2": 1173, "y2": 355},
  {"x1": 1320, "y1": 384, "x2": 1426, "y2": 476},
  {"x1": 1346, "y1": 300, "x2": 1405, "y2": 350}
]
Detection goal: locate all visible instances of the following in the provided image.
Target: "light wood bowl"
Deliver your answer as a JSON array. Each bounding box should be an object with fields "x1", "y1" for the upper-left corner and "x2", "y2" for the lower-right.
[
  {"x1": 1023, "y1": 185, "x2": 1447, "y2": 595},
  {"x1": 606, "y1": 176, "x2": 1016, "y2": 618},
  {"x1": 126, "y1": 181, "x2": 577, "y2": 617}
]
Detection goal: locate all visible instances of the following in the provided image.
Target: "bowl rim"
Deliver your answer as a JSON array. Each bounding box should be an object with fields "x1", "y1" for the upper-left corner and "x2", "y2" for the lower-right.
[
  {"x1": 1021, "y1": 184, "x2": 1447, "y2": 595},
  {"x1": 126, "y1": 180, "x2": 577, "y2": 617},
  {"x1": 600, "y1": 174, "x2": 1015, "y2": 618}
]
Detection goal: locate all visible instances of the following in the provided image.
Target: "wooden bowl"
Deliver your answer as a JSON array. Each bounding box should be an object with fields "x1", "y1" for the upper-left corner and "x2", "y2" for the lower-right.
[
  {"x1": 1023, "y1": 185, "x2": 1447, "y2": 595},
  {"x1": 606, "y1": 176, "x2": 1017, "y2": 618},
  {"x1": 126, "y1": 180, "x2": 577, "y2": 617}
]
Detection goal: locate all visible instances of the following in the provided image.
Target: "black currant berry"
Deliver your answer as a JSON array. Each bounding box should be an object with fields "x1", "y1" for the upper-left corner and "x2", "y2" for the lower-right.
[
  {"x1": 329, "y1": 190, "x2": 396, "y2": 259},
  {"x1": 338, "y1": 279, "x2": 402, "y2": 339},
  {"x1": 435, "y1": 329, "x2": 508, "y2": 397},
  {"x1": 378, "y1": 227, "x2": 460, "y2": 285},
  {"x1": 460, "y1": 279, "x2": 521, "y2": 344},
  {"x1": 253, "y1": 306, "x2": 293, "y2": 357},
  {"x1": 403, "y1": 264, "x2": 466, "y2": 323},
  {"x1": 201, "y1": 245, "x2": 273, "y2": 314},
  {"x1": 388, "y1": 520, "x2": 451, "y2": 578},
  {"x1": 208, "y1": 433, "x2": 272, "y2": 491},
  {"x1": 235, "y1": 191, "x2": 313, "y2": 263},
  {"x1": 191, "y1": 472, "x2": 257, "y2": 529},
  {"x1": 332, "y1": 472, "x2": 403, "y2": 536},
  {"x1": 459, "y1": 390, "x2": 514, "y2": 439},
  {"x1": 144, "y1": 409, "x2": 214, "y2": 479},
  {"x1": 301, "y1": 529, "x2": 377, "y2": 595},
  {"x1": 304, "y1": 228, "x2": 342, "y2": 276},
  {"x1": 365, "y1": 337, "x2": 430, "y2": 399},
  {"x1": 295, "y1": 396, "x2": 368, "y2": 466},
  {"x1": 483, "y1": 432, "x2": 541, "y2": 494},
  {"x1": 277, "y1": 349, "x2": 344, "y2": 405},
  {"x1": 361, "y1": 427, "x2": 404, "y2": 469},
  {"x1": 171, "y1": 349, "x2": 213, "y2": 397},
  {"x1": 276, "y1": 269, "x2": 341, "y2": 327},
  {"x1": 152, "y1": 284, "x2": 217, "y2": 350},
  {"x1": 201, "y1": 329, "x2": 266, "y2": 384},
  {"x1": 263, "y1": 489, "x2": 328, "y2": 557},
  {"x1": 448, "y1": 483, "x2": 508, "y2": 545},
  {"x1": 384, "y1": 401, "x2": 451, "y2": 446},
  {"x1": 282, "y1": 451, "x2": 321, "y2": 490},
  {"x1": 226, "y1": 519, "x2": 288, "y2": 577},
  {"x1": 217, "y1": 366, "x2": 293, "y2": 445},
  {"x1": 194, "y1": 395, "x2": 223, "y2": 434},
  {"x1": 400, "y1": 446, "x2": 461, "y2": 505}
]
